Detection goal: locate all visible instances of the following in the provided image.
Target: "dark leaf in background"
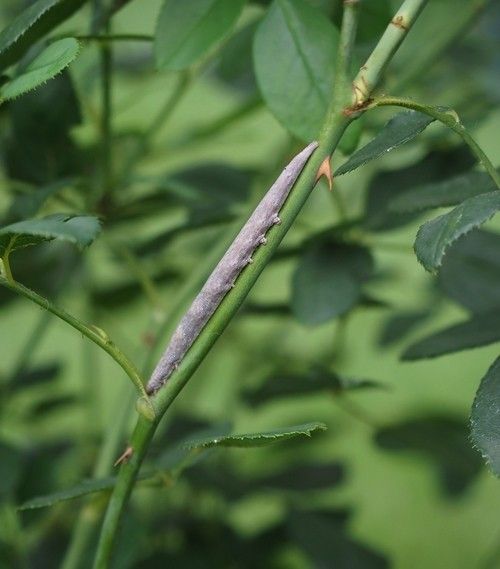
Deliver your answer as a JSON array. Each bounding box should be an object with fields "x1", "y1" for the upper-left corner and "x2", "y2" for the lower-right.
[
  {"x1": 389, "y1": 170, "x2": 497, "y2": 213},
  {"x1": 162, "y1": 163, "x2": 253, "y2": 224},
  {"x1": 9, "y1": 361, "x2": 61, "y2": 390},
  {"x1": 0, "y1": 214, "x2": 101, "y2": 257},
  {"x1": 356, "y1": 0, "x2": 392, "y2": 45},
  {"x1": 414, "y1": 191, "x2": 500, "y2": 272},
  {"x1": 19, "y1": 476, "x2": 117, "y2": 511},
  {"x1": 155, "y1": 0, "x2": 246, "y2": 71},
  {"x1": 258, "y1": 461, "x2": 344, "y2": 491},
  {"x1": 471, "y1": 357, "x2": 500, "y2": 476},
  {"x1": 335, "y1": 111, "x2": 435, "y2": 177},
  {"x1": 375, "y1": 415, "x2": 483, "y2": 496},
  {"x1": 289, "y1": 510, "x2": 389, "y2": 569},
  {"x1": 90, "y1": 266, "x2": 178, "y2": 309},
  {"x1": 402, "y1": 309, "x2": 500, "y2": 360},
  {"x1": 364, "y1": 145, "x2": 475, "y2": 231},
  {"x1": 215, "y1": 18, "x2": 259, "y2": 94},
  {"x1": 378, "y1": 310, "x2": 431, "y2": 347},
  {"x1": 0, "y1": 243, "x2": 80, "y2": 308},
  {"x1": 244, "y1": 368, "x2": 382, "y2": 407},
  {"x1": 292, "y1": 239, "x2": 373, "y2": 325},
  {"x1": 134, "y1": 216, "x2": 230, "y2": 258},
  {"x1": 438, "y1": 230, "x2": 500, "y2": 313},
  {"x1": 0, "y1": 37, "x2": 80, "y2": 101},
  {"x1": 3, "y1": 178, "x2": 76, "y2": 223},
  {"x1": 0, "y1": 440, "x2": 23, "y2": 496},
  {"x1": 0, "y1": 0, "x2": 86, "y2": 71},
  {"x1": 253, "y1": 0, "x2": 339, "y2": 141},
  {"x1": 2, "y1": 71, "x2": 81, "y2": 184},
  {"x1": 30, "y1": 393, "x2": 78, "y2": 417},
  {"x1": 17, "y1": 441, "x2": 72, "y2": 510}
]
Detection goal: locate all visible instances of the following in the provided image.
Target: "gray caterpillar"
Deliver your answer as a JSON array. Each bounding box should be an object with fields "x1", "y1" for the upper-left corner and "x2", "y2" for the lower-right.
[{"x1": 147, "y1": 141, "x2": 319, "y2": 394}]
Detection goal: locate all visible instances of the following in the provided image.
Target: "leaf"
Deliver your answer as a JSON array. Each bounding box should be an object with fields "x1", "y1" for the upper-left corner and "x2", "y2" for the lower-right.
[
  {"x1": 0, "y1": 214, "x2": 101, "y2": 257},
  {"x1": 0, "y1": 38, "x2": 80, "y2": 101},
  {"x1": 253, "y1": 0, "x2": 339, "y2": 141},
  {"x1": 18, "y1": 476, "x2": 118, "y2": 510},
  {"x1": 244, "y1": 369, "x2": 382, "y2": 407},
  {"x1": 378, "y1": 310, "x2": 430, "y2": 347},
  {"x1": 471, "y1": 357, "x2": 500, "y2": 476},
  {"x1": 390, "y1": 170, "x2": 497, "y2": 213},
  {"x1": 375, "y1": 415, "x2": 482, "y2": 496},
  {"x1": 4, "y1": 72, "x2": 82, "y2": 184},
  {"x1": 364, "y1": 145, "x2": 476, "y2": 231},
  {"x1": 0, "y1": 441, "x2": 23, "y2": 496},
  {"x1": 258, "y1": 462, "x2": 344, "y2": 491},
  {"x1": 335, "y1": 111, "x2": 435, "y2": 176},
  {"x1": 183, "y1": 422, "x2": 327, "y2": 449},
  {"x1": 216, "y1": 18, "x2": 259, "y2": 93},
  {"x1": 356, "y1": 0, "x2": 392, "y2": 44},
  {"x1": 10, "y1": 362, "x2": 62, "y2": 389},
  {"x1": 5, "y1": 178, "x2": 76, "y2": 223},
  {"x1": 288, "y1": 510, "x2": 389, "y2": 569},
  {"x1": 402, "y1": 309, "x2": 500, "y2": 360},
  {"x1": 155, "y1": 0, "x2": 246, "y2": 70},
  {"x1": 414, "y1": 191, "x2": 500, "y2": 272},
  {"x1": 0, "y1": 0, "x2": 86, "y2": 71},
  {"x1": 438, "y1": 230, "x2": 500, "y2": 313},
  {"x1": 291, "y1": 240, "x2": 373, "y2": 326}
]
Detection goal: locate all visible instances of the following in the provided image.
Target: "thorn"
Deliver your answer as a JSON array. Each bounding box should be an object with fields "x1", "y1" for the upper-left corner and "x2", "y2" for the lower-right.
[
  {"x1": 259, "y1": 236, "x2": 267, "y2": 245},
  {"x1": 316, "y1": 156, "x2": 333, "y2": 190},
  {"x1": 114, "y1": 445, "x2": 133, "y2": 467}
]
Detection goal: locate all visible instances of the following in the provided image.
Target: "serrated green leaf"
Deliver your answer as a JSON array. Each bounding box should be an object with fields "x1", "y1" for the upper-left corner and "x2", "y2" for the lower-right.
[
  {"x1": 0, "y1": 0, "x2": 86, "y2": 71},
  {"x1": 253, "y1": 0, "x2": 338, "y2": 142},
  {"x1": 471, "y1": 357, "x2": 500, "y2": 476},
  {"x1": 291, "y1": 240, "x2": 373, "y2": 326},
  {"x1": 390, "y1": 170, "x2": 497, "y2": 213},
  {"x1": 402, "y1": 309, "x2": 500, "y2": 360},
  {"x1": 183, "y1": 422, "x2": 327, "y2": 449},
  {"x1": 438, "y1": 230, "x2": 500, "y2": 313},
  {"x1": 414, "y1": 191, "x2": 500, "y2": 272},
  {"x1": 335, "y1": 111, "x2": 435, "y2": 176},
  {"x1": 0, "y1": 214, "x2": 101, "y2": 257},
  {"x1": 0, "y1": 38, "x2": 80, "y2": 101},
  {"x1": 155, "y1": 0, "x2": 246, "y2": 70}
]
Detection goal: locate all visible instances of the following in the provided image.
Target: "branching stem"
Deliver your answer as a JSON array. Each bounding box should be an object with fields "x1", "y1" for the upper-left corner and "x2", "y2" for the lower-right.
[
  {"x1": 373, "y1": 96, "x2": 500, "y2": 188},
  {"x1": 92, "y1": 1, "x2": 430, "y2": 566},
  {"x1": 0, "y1": 276, "x2": 148, "y2": 400}
]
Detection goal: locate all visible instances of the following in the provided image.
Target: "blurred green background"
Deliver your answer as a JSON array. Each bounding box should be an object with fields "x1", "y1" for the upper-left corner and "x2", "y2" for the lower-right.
[{"x1": 1, "y1": 1, "x2": 500, "y2": 568}]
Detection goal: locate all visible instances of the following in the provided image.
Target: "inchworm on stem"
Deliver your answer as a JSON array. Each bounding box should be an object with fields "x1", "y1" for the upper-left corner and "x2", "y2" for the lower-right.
[{"x1": 147, "y1": 141, "x2": 319, "y2": 394}]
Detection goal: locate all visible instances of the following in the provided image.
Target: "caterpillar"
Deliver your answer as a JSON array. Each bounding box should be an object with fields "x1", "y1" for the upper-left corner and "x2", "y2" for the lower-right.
[{"x1": 147, "y1": 141, "x2": 319, "y2": 394}]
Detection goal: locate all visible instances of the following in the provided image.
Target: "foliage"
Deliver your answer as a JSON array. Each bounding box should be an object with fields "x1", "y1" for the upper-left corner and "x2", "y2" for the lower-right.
[{"x1": 0, "y1": 0, "x2": 499, "y2": 568}]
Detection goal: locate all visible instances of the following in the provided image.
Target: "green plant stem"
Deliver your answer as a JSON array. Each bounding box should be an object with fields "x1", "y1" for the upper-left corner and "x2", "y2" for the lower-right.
[
  {"x1": 351, "y1": 0, "x2": 429, "y2": 106},
  {"x1": 93, "y1": 1, "x2": 429, "y2": 566},
  {"x1": 373, "y1": 96, "x2": 500, "y2": 188},
  {"x1": 0, "y1": 276, "x2": 147, "y2": 398}
]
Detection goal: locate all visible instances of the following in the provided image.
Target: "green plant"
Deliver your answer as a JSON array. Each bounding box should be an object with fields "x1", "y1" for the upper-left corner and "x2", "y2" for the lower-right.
[{"x1": 0, "y1": 0, "x2": 499, "y2": 568}]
